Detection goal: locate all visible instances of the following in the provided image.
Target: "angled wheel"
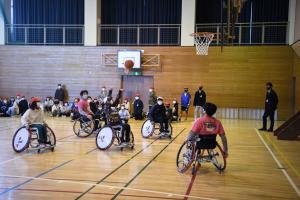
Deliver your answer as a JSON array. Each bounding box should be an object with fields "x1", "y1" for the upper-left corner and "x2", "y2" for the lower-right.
[
  {"x1": 168, "y1": 123, "x2": 173, "y2": 138},
  {"x1": 176, "y1": 140, "x2": 196, "y2": 173},
  {"x1": 46, "y1": 125, "x2": 56, "y2": 147},
  {"x1": 96, "y1": 126, "x2": 114, "y2": 150},
  {"x1": 141, "y1": 120, "x2": 154, "y2": 138},
  {"x1": 130, "y1": 131, "x2": 134, "y2": 144},
  {"x1": 12, "y1": 127, "x2": 30, "y2": 153},
  {"x1": 73, "y1": 117, "x2": 94, "y2": 138},
  {"x1": 209, "y1": 143, "x2": 226, "y2": 171}
]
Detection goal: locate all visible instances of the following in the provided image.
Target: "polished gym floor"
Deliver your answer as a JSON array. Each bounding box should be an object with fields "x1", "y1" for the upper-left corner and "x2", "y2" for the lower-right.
[{"x1": 0, "y1": 116, "x2": 299, "y2": 200}]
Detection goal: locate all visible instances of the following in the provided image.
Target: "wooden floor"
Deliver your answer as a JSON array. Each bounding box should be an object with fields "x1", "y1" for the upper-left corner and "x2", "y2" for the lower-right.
[{"x1": 0, "y1": 117, "x2": 299, "y2": 200}]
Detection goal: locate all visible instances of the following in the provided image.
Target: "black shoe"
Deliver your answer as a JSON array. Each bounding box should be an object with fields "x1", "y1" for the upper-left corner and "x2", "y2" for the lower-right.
[
  {"x1": 267, "y1": 128, "x2": 273, "y2": 132},
  {"x1": 258, "y1": 128, "x2": 267, "y2": 131}
]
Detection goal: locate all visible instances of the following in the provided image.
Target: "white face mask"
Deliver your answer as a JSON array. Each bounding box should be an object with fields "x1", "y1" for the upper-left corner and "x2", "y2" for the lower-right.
[
  {"x1": 16, "y1": 96, "x2": 20, "y2": 99},
  {"x1": 102, "y1": 88, "x2": 106, "y2": 91},
  {"x1": 64, "y1": 103, "x2": 68, "y2": 106},
  {"x1": 173, "y1": 101, "x2": 176, "y2": 104},
  {"x1": 121, "y1": 106, "x2": 125, "y2": 110},
  {"x1": 3, "y1": 100, "x2": 7, "y2": 104},
  {"x1": 149, "y1": 89, "x2": 153, "y2": 92},
  {"x1": 135, "y1": 97, "x2": 139, "y2": 100},
  {"x1": 157, "y1": 101, "x2": 163, "y2": 105},
  {"x1": 58, "y1": 86, "x2": 62, "y2": 89},
  {"x1": 37, "y1": 102, "x2": 41, "y2": 107},
  {"x1": 83, "y1": 94, "x2": 88, "y2": 99}
]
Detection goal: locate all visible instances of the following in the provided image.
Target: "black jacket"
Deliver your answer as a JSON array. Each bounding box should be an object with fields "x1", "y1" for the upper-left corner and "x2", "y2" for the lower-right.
[
  {"x1": 148, "y1": 104, "x2": 166, "y2": 121},
  {"x1": 55, "y1": 89, "x2": 65, "y2": 101},
  {"x1": 18, "y1": 99, "x2": 29, "y2": 115},
  {"x1": 265, "y1": 89, "x2": 278, "y2": 111},
  {"x1": 193, "y1": 90, "x2": 206, "y2": 107},
  {"x1": 133, "y1": 99, "x2": 144, "y2": 113}
]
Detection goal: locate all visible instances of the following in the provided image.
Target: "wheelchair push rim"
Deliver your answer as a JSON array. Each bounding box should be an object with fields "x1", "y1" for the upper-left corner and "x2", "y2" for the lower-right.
[
  {"x1": 209, "y1": 143, "x2": 226, "y2": 171},
  {"x1": 46, "y1": 125, "x2": 56, "y2": 148},
  {"x1": 176, "y1": 140, "x2": 196, "y2": 173},
  {"x1": 12, "y1": 127, "x2": 31, "y2": 153},
  {"x1": 96, "y1": 126, "x2": 114, "y2": 150},
  {"x1": 141, "y1": 119, "x2": 154, "y2": 138},
  {"x1": 73, "y1": 117, "x2": 95, "y2": 138}
]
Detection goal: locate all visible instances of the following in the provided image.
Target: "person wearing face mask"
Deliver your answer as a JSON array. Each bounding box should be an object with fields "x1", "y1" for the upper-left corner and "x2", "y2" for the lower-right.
[
  {"x1": 54, "y1": 84, "x2": 65, "y2": 104},
  {"x1": 44, "y1": 96, "x2": 54, "y2": 113},
  {"x1": 172, "y1": 99, "x2": 179, "y2": 122},
  {"x1": 0, "y1": 98, "x2": 9, "y2": 117},
  {"x1": 259, "y1": 82, "x2": 279, "y2": 132},
  {"x1": 21, "y1": 97, "x2": 49, "y2": 145},
  {"x1": 51, "y1": 99, "x2": 61, "y2": 117},
  {"x1": 98, "y1": 86, "x2": 108, "y2": 103},
  {"x1": 78, "y1": 90, "x2": 94, "y2": 121},
  {"x1": 118, "y1": 104, "x2": 131, "y2": 146},
  {"x1": 193, "y1": 85, "x2": 206, "y2": 120},
  {"x1": 180, "y1": 88, "x2": 191, "y2": 121},
  {"x1": 148, "y1": 97, "x2": 169, "y2": 136},
  {"x1": 148, "y1": 87, "x2": 157, "y2": 111},
  {"x1": 123, "y1": 98, "x2": 131, "y2": 114},
  {"x1": 7, "y1": 96, "x2": 19, "y2": 116},
  {"x1": 18, "y1": 96, "x2": 29, "y2": 116},
  {"x1": 71, "y1": 98, "x2": 80, "y2": 121},
  {"x1": 133, "y1": 93, "x2": 144, "y2": 120},
  {"x1": 60, "y1": 102, "x2": 71, "y2": 117}
]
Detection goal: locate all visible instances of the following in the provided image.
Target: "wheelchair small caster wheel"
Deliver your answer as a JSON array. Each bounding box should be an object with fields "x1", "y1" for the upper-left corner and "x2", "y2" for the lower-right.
[
  {"x1": 37, "y1": 149, "x2": 41, "y2": 154},
  {"x1": 168, "y1": 135, "x2": 172, "y2": 139},
  {"x1": 131, "y1": 146, "x2": 134, "y2": 150},
  {"x1": 120, "y1": 147, "x2": 124, "y2": 151},
  {"x1": 51, "y1": 147, "x2": 55, "y2": 152}
]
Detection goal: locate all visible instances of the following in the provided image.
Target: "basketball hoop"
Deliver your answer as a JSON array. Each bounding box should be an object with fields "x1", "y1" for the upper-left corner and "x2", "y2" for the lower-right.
[{"x1": 191, "y1": 32, "x2": 215, "y2": 56}]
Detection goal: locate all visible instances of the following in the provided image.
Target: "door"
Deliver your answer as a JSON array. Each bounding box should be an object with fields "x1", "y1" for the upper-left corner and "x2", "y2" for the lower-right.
[{"x1": 122, "y1": 76, "x2": 154, "y2": 112}]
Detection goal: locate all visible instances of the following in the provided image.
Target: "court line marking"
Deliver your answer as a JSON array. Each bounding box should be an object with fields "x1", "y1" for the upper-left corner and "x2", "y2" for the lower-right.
[
  {"x1": 184, "y1": 172, "x2": 197, "y2": 200},
  {"x1": 0, "y1": 174, "x2": 218, "y2": 200},
  {"x1": 264, "y1": 133, "x2": 300, "y2": 179},
  {"x1": 0, "y1": 159, "x2": 73, "y2": 196},
  {"x1": 0, "y1": 134, "x2": 75, "y2": 166},
  {"x1": 254, "y1": 128, "x2": 300, "y2": 197},
  {"x1": 111, "y1": 128, "x2": 186, "y2": 199},
  {"x1": 75, "y1": 135, "x2": 162, "y2": 199},
  {"x1": 0, "y1": 187, "x2": 182, "y2": 200}
]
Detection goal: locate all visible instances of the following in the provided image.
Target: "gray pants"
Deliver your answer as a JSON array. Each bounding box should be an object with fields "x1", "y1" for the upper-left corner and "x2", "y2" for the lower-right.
[{"x1": 194, "y1": 106, "x2": 204, "y2": 120}]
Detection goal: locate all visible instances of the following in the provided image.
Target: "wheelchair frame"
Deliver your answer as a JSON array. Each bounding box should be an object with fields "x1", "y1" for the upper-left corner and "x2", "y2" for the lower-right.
[
  {"x1": 176, "y1": 138, "x2": 226, "y2": 174},
  {"x1": 141, "y1": 119, "x2": 173, "y2": 139},
  {"x1": 12, "y1": 124, "x2": 56, "y2": 153}
]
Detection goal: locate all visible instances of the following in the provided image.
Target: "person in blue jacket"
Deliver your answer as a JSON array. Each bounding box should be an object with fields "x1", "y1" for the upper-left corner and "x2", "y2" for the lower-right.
[{"x1": 180, "y1": 87, "x2": 191, "y2": 121}]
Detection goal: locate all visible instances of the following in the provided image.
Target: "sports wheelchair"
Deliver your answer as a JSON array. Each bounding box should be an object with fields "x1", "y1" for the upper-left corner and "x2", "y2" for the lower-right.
[
  {"x1": 73, "y1": 114, "x2": 104, "y2": 138},
  {"x1": 176, "y1": 135, "x2": 226, "y2": 174},
  {"x1": 96, "y1": 111, "x2": 134, "y2": 151},
  {"x1": 12, "y1": 124, "x2": 56, "y2": 153},
  {"x1": 141, "y1": 119, "x2": 173, "y2": 139}
]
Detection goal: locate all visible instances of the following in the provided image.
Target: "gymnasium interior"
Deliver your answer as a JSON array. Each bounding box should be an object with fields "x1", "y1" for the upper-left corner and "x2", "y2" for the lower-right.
[{"x1": 0, "y1": 0, "x2": 300, "y2": 199}]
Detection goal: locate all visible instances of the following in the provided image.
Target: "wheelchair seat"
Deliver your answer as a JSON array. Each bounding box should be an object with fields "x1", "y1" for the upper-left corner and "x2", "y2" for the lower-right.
[{"x1": 196, "y1": 134, "x2": 217, "y2": 150}]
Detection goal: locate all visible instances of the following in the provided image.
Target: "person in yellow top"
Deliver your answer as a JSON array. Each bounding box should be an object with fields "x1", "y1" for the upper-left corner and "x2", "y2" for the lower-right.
[{"x1": 21, "y1": 97, "x2": 48, "y2": 145}]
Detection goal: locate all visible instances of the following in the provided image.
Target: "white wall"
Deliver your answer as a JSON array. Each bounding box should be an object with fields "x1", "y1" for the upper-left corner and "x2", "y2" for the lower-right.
[
  {"x1": 84, "y1": 0, "x2": 98, "y2": 46},
  {"x1": 181, "y1": 0, "x2": 196, "y2": 46},
  {"x1": 294, "y1": 0, "x2": 300, "y2": 42}
]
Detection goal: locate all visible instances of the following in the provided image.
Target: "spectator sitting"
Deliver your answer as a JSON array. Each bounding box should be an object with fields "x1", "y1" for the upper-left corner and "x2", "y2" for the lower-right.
[
  {"x1": 44, "y1": 96, "x2": 54, "y2": 113},
  {"x1": 52, "y1": 99, "x2": 61, "y2": 117},
  {"x1": 7, "y1": 96, "x2": 19, "y2": 116},
  {"x1": 165, "y1": 103, "x2": 173, "y2": 123},
  {"x1": 0, "y1": 98, "x2": 9, "y2": 117},
  {"x1": 60, "y1": 102, "x2": 71, "y2": 117}
]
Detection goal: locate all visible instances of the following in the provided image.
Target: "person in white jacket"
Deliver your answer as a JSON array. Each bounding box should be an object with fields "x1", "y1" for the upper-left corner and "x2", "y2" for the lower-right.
[{"x1": 21, "y1": 97, "x2": 48, "y2": 144}]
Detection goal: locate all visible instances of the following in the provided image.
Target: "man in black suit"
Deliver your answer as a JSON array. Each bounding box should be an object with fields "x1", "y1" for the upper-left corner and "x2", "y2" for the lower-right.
[
  {"x1": 193, "y1": 85, "x2": 206, "y2": 120},
  {"x1": 259, "y1": 82, "x2": 278, "y2": 132}
]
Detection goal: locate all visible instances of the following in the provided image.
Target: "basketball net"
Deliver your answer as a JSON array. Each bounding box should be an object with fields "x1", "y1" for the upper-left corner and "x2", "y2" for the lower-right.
[{"x1": 192, "y1": 33, "x2": 215, "y2": 56}]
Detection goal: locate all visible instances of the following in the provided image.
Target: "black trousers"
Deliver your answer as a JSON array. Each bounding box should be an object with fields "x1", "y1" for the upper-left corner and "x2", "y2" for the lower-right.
[
  {"x1": 262, "y1": 109, "x2": 275, "y2": 130},
  {"x1": 155, "y1": 117, "x2": 169, "y2": 132},
  {"x1": 121, "y1": 123, "x2": 131, "y2": 143}
]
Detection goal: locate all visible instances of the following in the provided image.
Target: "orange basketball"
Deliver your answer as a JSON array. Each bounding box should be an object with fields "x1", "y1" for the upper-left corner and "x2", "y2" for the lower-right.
[{"x1": 124, "y1": 60, "x2": 134, "y2": 70}]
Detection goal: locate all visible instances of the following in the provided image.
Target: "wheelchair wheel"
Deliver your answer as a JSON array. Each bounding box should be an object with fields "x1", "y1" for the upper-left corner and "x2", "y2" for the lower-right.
[
  {"x1": 46, "y1": 126, "x2": 56, "y2": 151},
  {"x1": 130, "y1": 131, "x2": 134, "y2": 144},
  {"x1": 141, "y1": 120, "x2": 154, "y2": 138},
  {"x1": 73, "y1": 117, "x2": 95, "y2": 138},
  {"x1": 176, "y1": 140, "x2": 196, "y2": 173},
  {"x1": 96, "y1": 126, "x2": 114, "y2": 150},
  {"x1": 209, "y1": 143, "x2": 226, "y2": 171},
  {"x1": 12, "y1": 127, "x2": 30, "y2": 153}
]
